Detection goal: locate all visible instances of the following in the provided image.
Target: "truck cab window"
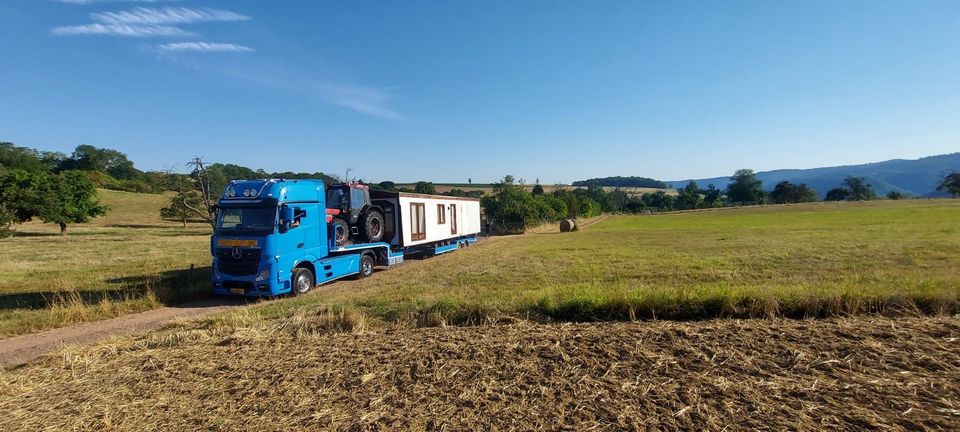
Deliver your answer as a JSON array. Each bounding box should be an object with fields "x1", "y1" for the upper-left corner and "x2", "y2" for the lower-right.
[
  {"x1": 217, "y1": 207, "x2": 276, "y2": 232},
  {"x1": 290, "y1": 207, "x2": 304, "y2": 228}
]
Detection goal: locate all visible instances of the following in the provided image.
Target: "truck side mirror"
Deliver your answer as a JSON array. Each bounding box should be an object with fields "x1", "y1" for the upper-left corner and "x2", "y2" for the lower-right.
[{"x1": 280, "y1": 205, "x2": 294, "y2": 231}]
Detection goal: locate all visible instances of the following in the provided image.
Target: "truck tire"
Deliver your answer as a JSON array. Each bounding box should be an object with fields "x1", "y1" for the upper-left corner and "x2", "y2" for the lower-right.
[
  {"x1": 357, "y1": 254, "x2": 375, "y2": 279},
  {"x1": 361, "y1": 209, "x2": 385, "y2": 243},
  {"x1": 332, "y1": 217, "x2": 350, "y2": 246},
  {"x1": 291, "y1": 267, "x2": 314, "y2": 296}
]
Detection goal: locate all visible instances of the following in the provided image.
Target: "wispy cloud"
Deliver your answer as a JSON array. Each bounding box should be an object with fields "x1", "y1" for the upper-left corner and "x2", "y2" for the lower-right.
[
  {"x1": 315, "y1": 83, "x2": 405, "y2": 120},
  {"x1": 52, "y1": 6, "x2": 248, "y2": 38},
  {"x1": 169, "y1": 56, "x2": 406, "y2": 120},
  {"x1": 157, "y1": 42, "x2": 253, "y2": 53},
  {"x1": 92, "y1": 7, "x2": 249, "y2": 25},
  {"x1": 52, "y1": 23, "x2": 192, "y2": 36}
]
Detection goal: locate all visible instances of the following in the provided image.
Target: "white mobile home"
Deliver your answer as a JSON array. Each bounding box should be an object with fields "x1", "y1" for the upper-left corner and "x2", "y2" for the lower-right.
[{"x1": 370, "y1": 191, "x2": 481, "y2": 247}]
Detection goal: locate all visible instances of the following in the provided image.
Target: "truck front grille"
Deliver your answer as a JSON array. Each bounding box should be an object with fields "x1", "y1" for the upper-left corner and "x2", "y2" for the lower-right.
[{"x1": 217, "y1": 248, "x2": 262, "y2": 276}]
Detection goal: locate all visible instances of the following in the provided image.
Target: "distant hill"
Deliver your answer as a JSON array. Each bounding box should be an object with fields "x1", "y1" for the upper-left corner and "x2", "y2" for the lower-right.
[
  {"x1": 573, "y1": 176, "x2": 668, "y2": 189},
  {"x1": 666, "y1": 153, "x2": 960, "y2": 198}
]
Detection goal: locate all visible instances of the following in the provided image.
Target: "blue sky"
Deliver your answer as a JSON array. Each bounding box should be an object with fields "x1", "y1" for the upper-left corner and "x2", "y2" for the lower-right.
[{"x1": 1, "y1": 1, "x2": 958, "y2": 183}]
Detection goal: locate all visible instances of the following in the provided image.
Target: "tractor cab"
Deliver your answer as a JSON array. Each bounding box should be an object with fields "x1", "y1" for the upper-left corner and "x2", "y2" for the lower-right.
[{"x1": 325, "y1": 183, "x2": 385, "y2": 245}]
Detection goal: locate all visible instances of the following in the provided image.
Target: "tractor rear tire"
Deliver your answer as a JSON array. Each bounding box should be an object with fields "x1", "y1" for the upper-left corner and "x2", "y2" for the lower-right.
[
  {"x1": 332, "y1": 217, "x2": 350, "y2": 246},
  {"x1": 361, "y1": 209, "x2": 385, "y2": 243}
]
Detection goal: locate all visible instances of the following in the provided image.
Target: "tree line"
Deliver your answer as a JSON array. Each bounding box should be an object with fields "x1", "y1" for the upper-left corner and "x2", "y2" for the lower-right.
[
  {"x1": 480, "y1": 169, "x2": 960, "y2": 232},
  {"x1": 0, "y1": 142, "x2": 343, "y2": 234},
  {"x1": 572, "y1": 176, "x2": 668, "y2": 189}
]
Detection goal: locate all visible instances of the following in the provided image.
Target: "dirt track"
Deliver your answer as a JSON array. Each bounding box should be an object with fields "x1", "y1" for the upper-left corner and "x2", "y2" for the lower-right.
[
  {"x1": 2, "y1": 317, "x2": 957, "y2": 430},
  {"x1": 0, "y1": 298, "x2": 248, "y2": 368}
]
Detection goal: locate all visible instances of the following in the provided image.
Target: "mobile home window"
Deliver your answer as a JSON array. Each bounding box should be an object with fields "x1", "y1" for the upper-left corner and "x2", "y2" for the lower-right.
[
  {"x1": 411, "y1": 203, "x2": 426, "y2": 241},
  {"x1": 437, "y1": 204, "x2": 446, "y2": 224}
]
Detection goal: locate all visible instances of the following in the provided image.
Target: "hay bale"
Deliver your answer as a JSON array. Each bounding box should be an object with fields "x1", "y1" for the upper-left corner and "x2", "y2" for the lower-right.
[{"x1": 559, "y1": 219, "x2": 578, "y2": 232}]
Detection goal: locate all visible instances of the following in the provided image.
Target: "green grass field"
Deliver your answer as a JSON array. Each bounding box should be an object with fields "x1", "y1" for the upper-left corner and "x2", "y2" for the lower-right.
[
  {"x1": 1, "y1": 190, "x2": 957, "y2": 337},
  {"x1": 259, "y1": 200, "x2": 960, "y2": 325},
  {"x1": 0, "y1": 190, "x2": 212, "y2": 336}
]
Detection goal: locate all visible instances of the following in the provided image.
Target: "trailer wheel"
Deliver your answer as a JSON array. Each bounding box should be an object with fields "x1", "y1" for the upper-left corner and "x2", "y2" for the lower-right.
[
  {"x1": 291, "y1": 267, "x2": 314, "y2": 296},
  {"x1": 362, "y1": 209, "x2": 385, "y2": 243},
  {"x1": 332, "y1": 217, "x2": 350, "y2": 246},
  {"x1": 357, "y1": 254, "x2": 375, "y2": 279}
]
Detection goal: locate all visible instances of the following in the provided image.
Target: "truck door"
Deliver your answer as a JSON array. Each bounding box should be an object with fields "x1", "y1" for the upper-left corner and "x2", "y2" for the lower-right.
[{"x1": 277, "y1": 205, "x2": 306, "y2": 288}]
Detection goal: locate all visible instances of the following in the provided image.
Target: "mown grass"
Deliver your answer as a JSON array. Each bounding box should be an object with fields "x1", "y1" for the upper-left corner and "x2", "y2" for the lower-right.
[
  {"x1": 255, "y1": 200, "x2": 960, "y2": 325},
  {"x1": 0, "y1": 190, "x2": 212, "y2": 336}
]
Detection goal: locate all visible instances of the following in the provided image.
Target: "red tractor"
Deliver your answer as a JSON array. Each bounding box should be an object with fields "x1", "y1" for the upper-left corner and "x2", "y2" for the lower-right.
[{"x1": 324, "y1": 183, "x2": 386, "y2": 246}]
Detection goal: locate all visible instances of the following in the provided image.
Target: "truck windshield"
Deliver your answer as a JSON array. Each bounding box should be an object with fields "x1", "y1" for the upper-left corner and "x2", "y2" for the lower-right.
[
  {"x1": 326, "y1": 188, "x2": 347, "y2": 208},
  {"x1": 217, "y1": 207, "x2": 276, "y2": 232}
]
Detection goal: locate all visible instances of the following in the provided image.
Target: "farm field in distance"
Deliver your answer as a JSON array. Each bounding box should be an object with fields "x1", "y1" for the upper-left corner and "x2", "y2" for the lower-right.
[
  {"x1": 0, "y1": 190, "x2": 212, "y2": 336},
  {"x1": 396, "y1": 182, "x2": 677, "y2": 196}
]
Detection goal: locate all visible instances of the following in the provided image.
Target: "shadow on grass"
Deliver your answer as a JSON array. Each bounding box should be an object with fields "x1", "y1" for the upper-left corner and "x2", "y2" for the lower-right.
[
  {"x1": 103, "y1": 223, "x2": 179, "y2": 229},
  {"x1": 10, "y1": 231, "x2": 107, "y2": 238},
  {"x1": 0, "y1": 266, "x2": 214, "y2": 310},
  {"x1": 152, "y1": 230, "x2": 211, "y2": 237}
]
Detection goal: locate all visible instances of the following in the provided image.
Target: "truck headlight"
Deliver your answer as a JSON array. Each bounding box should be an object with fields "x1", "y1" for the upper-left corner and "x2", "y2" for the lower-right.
[{"x1": 255, "y1": 269, "x2": 270, "y2": 281}]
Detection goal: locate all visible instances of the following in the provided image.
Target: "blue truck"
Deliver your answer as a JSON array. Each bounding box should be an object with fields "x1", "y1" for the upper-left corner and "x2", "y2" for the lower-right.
[{"x1": 211, "y1": 179, "x2": 480, "y2": 297}]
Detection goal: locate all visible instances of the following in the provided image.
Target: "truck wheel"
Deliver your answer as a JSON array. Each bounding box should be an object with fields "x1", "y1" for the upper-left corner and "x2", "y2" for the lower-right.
[
  {"x1": 291, "y1": 267, "x2": 314, "y2": 296},
  {"x1": 362, "y1": 209, "x2": 385, "y2": 243},
  {"x1": 332, "y1": 217, "x2": 350, "y2": 246},
  {"x1": 357, "y1": 254, "x2": 375, "y2": 279}
]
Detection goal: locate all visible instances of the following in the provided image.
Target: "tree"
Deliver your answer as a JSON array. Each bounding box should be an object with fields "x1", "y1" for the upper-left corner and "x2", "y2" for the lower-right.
[
  {"x1": 552, "y1": 189, "x2": 581, "y2": 218},
  {"x1": 886, "y1": 191, "x2": 905, "y2": 200},
  {"x1": 60, "y1": 144, "x2": 139, "y2": 180},
  {"x1": 414, "y1": 181, "x2": 436, "y2": 194},
  {"x1": 160, "y1": 189, "x2": 204, "y2": 227},
  {"x1": 642, "y1": 191, "x2": 675, "y2": 211},
  {"x1": 604, "y1": 188, "x2": 628, "y2": 212},
  {"x1": 702, "y1": 184, "x2": 723, "y2": 207},
  {"x1": 796, "y1": 183, "x2": 818, "y2": 203},
  {"x1": 376, "y1": 181, "x2": 396, "y2": 191},
  {"x1": 481, "y1": 175, "x2": 538, "y2": 232},
  {"x1": 675, "y1": 181, "x2": 703, "y2": 210},
  {"x1": 0, "y1": 169, "x2": 45, "y2": 236},
  {"x1": 770, "y1": 181, "x2": 797, "y2": 204},
  {"x1": 843, "y1": 176, "x2": 877, "y2": 201},
  {"x1": 623, "y1": 196, "x2": 646, "y2": 213},
  {"x1": 824, "y1": 188, "x2": 850, "y2": 201},
  {"x1": 161, "y1": 158, "x2": 218, "y2": 230},
  {"x1": 531, "y1": 184, "x2": 544, "y2": 195},
  {"x1": 38, "y1": 170, "x2": 108, "y2": 236},
  {"x1": 181, "y1": 158, "x2": 219, "y2": 229},
  {"x1": 0, "y1": 142, "x2": 65, "y2": 173},
  {"x1": 937, "y1": 171, "x2": 960, "y2": 198},
  {"x1": 726, "y1": 169, "x2": 763, "y2": 205},
  {"x1": 537, "y1": 194, "x2": 567, "y2": 219},
  {"x1": 769, "y1": 181, "x2": 816, "y2": 204}
]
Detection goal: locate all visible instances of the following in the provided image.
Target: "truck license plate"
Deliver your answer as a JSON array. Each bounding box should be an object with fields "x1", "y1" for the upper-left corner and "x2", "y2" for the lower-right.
[{"x1": 229, "y1": 288, "x2": 245, "y2": 294}]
